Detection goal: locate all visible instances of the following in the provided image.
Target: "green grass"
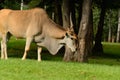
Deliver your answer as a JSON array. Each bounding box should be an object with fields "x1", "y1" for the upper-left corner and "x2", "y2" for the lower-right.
[
  {"x1": 1, "y1": 59, "x2": 120, "y2": 80},
  {"x1": 1, "y1": 38, "x2": 120, "y2": 80},
  {"x1": 103, "y1": 42, "x2": 120, "y2": 56}
]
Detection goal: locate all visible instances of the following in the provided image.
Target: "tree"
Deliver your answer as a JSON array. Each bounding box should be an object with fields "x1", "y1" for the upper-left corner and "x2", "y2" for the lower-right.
[
  {"x1": 92, "y1": 0, "x2": 120, "y2": 55},
  {"x1": 1, "y1": 0, "x2": 21, "y2": 9},
  {"x1": 20, "y1": 0, "x2": 24, "y2": 10},
  {"x1": 92, "y1": 0, "x2": 106, "y2": 55},
  {"x1": 28, "y1": 0, "x2": 41, "y2": 8},
  {"x1": 0, "y1": 0, "x2": 4, "y2": 9},
  {"x1": 70, "y1": 0, "x2": 77, "y2": 34},
  {"x1": 76, "y1": 0, "x2": 83, "y2": 34},
  {"x1": 54, "y1": 0, "x2": 62, "y2": 25},
  {"x1": 105, "y1": 9, "x2": 118, "y2": 42},
  {"x1": 116, "y1": 9, "x2": 120, "y2": 42},
  {"x1": 74, "y1": 0, "x2": 93, "y2": 62},
  {"x1": 107, "y1": 10, "x2": 112, "y2": 42}
]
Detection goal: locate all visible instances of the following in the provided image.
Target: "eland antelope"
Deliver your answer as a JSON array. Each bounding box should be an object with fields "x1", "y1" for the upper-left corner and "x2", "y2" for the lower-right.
[{"x1": 0, "y1": 8, "x2": 77, "y2": 61}]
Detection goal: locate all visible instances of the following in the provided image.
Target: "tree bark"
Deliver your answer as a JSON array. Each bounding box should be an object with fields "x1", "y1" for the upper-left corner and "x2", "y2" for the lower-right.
[
  {"x1": 92, "y1": 0, "x2": 106, "y2": 55},
  {"x1": 74, "y1": 0, "x2": 92, "y2": 62},
  {"x1": 62, "y1": 0, "x2": 70, "y2": 28},
  {"x1": 116, "y1": 9, "x2": 120, "y2": 42}
]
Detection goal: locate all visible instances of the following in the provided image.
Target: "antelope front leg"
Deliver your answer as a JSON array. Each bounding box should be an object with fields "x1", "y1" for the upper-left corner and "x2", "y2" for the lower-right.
[
  {"x1": 1, "y1": 40, "x2": 4, "y2": 59},
  {"x1": 22, "y1": 37, "x2": 33, "y2": 60},
  {"x1": 1, "y1": 35, "x2": 8, "y2": 59},
  {"x1": 38, "y1": 47, "x2": 42, "y2": 62}
]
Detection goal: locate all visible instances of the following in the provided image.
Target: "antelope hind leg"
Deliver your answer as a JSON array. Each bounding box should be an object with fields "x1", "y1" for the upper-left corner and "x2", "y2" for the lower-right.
[
  {"x1": 22, "y1": 37, "x2": 33, "y2": 60},
  {"x1": 37, "y1": 47, "x2": 42, "y2": 61}
]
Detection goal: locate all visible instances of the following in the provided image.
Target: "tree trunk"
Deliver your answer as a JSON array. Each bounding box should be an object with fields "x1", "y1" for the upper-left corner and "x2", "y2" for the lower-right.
[
  {"x1": 92, "y1": 0, "x2": 106, "y2": 55},
  {"x1": 87, "y1": 9, "x2": 93, "y2": 56},
  {"x1": 70, "y1": 0, "x2": 77, "y2": 34},
  {"x1": 54, "y1": 0, "x2": 63, "y2": 25},
  {"x1": 112, "y1": 35, "x2": 115, "y2": 43},
  {"x1": 74, "y1": 0, "x2": 92, "y2": 62},
  {"x1": 62, "y1": 0, "x2": 73, "y2": 61},
  {"x1": 116, "y1": 9, "x2": 120, "y2": 42},
  {"x1": 20, "y1": 0, "x2": 24, "y2": 10},
  {"x1": 108, "y1": 23, "x2": 112, "y2": 42},
  {"x1": 77, "y1": 0, "x2": 83, "y2": 34},
  {"x1": 108, "y1": 10, "x2": 112, "y2": 42},
  {"x1": 62, "y1": 0, "x2": 70, "y2": 28}
]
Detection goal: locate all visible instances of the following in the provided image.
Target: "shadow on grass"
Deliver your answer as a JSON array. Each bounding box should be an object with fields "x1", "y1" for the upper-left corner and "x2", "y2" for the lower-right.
[
  {"x1": 2, "y1": 38, "x2": 64, "y2": 61},
  {"x1": 7, "y1": 45, "x2": 65, "y2": 62},
  {"x1": 2, "y1": 39, "x2": 120, "y2": 66},
  {"x1": 4, "y1": 47, "x2": 120, "y2": 66},
  {"x1": 89, "y1": 53, "x2": 120, "y2": 66},
  {"x1": 3, "y1": 44, "x2": 120, "y2": 66}
]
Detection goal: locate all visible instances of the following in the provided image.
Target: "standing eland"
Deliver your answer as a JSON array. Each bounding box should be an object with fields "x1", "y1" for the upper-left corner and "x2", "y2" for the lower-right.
[{"x1": 0, "y1": 8, "x2": 77, "y2": 61}]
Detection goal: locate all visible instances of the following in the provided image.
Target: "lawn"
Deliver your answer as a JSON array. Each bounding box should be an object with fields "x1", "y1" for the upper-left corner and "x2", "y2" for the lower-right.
[{"x1": 0, "y1": 38, "x2": 120, "y2": 80}]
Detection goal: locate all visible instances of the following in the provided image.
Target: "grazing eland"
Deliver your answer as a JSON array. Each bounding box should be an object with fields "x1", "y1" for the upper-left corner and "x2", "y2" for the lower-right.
[{"x1": 0, "y1": 8, "x2": 77, "y2": 61}]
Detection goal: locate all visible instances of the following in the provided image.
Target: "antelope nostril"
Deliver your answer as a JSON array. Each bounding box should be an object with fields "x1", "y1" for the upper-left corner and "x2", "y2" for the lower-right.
[
  {"x1": 73, "y1": 51, "x2": 76, "y2": 53},
  {"x1": 75, "y1": 47, "x2": 77, "y2": 51}
]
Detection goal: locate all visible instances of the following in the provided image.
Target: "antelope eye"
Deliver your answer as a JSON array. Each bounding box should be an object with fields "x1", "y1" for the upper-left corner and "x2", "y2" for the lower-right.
[{"x1": 71, "y1": 37, "x2": 74, "y2": 40}]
